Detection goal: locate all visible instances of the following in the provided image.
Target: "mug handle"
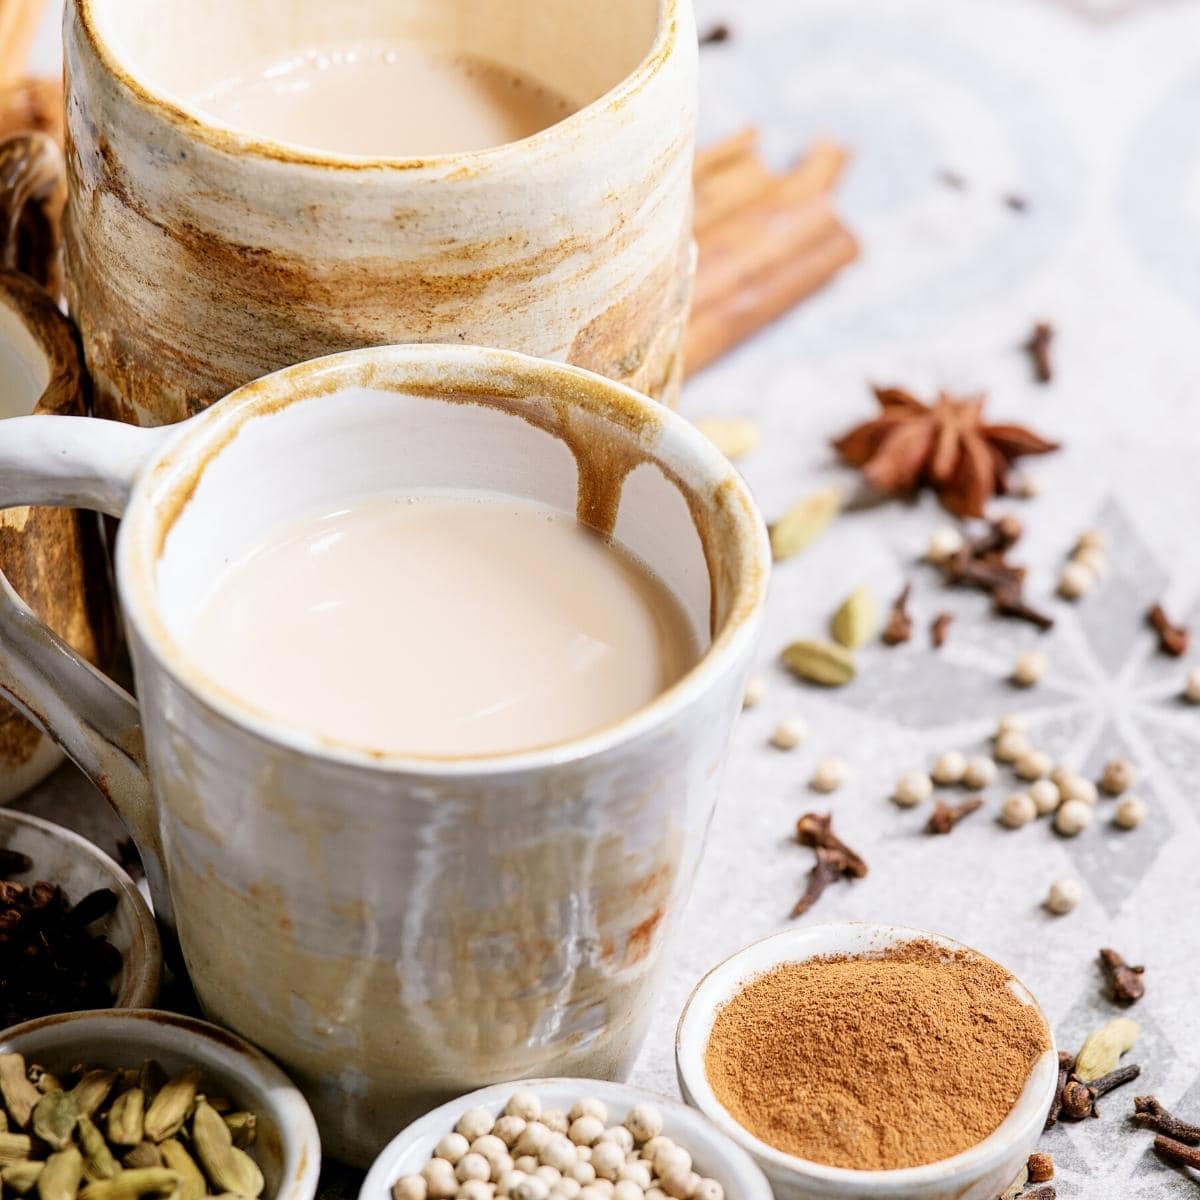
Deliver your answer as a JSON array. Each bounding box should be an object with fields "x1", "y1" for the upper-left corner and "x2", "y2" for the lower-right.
[
  {"x1": 0, "y1": 132, "x2": 67, "y2": 296},
  {"x1": 0, "y1": 413, "x2": 176, "y2": 926}
]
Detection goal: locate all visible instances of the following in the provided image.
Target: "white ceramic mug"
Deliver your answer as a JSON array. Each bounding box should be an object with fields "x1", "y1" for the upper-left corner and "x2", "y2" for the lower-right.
[
  {"x1": 0, "y1": 344, "x2": 769, "y2": 1164},
  {"x1": 63, "y1": 0, "x2": 698, "y2": 426}
]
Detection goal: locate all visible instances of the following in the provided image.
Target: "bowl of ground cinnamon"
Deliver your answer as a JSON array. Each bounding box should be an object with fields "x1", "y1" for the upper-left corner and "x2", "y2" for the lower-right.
[{"x1": 675, "y1": 924, "x2": 1056, "y2": 1200}]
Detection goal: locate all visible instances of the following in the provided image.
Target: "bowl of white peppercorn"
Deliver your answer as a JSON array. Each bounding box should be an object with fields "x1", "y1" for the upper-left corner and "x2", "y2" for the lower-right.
[{"x1": 359, "y1": 1078, "x2": 774, "y2": 1200}]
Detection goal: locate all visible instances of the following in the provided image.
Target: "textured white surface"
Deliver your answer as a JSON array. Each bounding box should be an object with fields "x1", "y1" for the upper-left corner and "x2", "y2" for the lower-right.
[{"x1": 19, "y1": 0, "x2": 1200, "y2": 1194}]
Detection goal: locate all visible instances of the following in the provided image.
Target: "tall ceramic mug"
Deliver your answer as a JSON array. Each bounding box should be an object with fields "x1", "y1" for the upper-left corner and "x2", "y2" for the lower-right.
[
  {"x1": 63, "y1": 0, "x2": 698, "y2": 426},
  {"x1": 0, "y1": 345, "x2": 769, "y2": 1164}
]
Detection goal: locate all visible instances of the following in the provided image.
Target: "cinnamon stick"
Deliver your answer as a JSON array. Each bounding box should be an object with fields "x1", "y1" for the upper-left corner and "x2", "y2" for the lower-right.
[
  {"x1": 694, "y1": 127, "x2": 758, "y2": 179},
  {"x1": 694, "y1": 152, "x2": 774, "y2": 234},
  {"x1": 0, "y1": 0, "x2": 48, "y2": 88},
  {"x1": 684, "y1": 222, "x2": 858, "y2": 375}
]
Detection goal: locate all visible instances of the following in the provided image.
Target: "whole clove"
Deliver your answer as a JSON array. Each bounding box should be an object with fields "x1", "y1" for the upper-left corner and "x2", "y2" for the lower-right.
[
  {"x1": 1154, "y1": 1135, "x2": 1200, "y2": 1172},
  {"x1": 1005, "y1": 193, "x2": 1029, "y2": 213},
  {"x1": 930, "y1": 611, "x2": 954, "y2": 648},
  {"x1": 1099, "y1": 947, "x2": 1145, "y2": 1005},
  {"x1": 940, "y1": 518, "x2": 1054, "y2": 631},
  {"x1": 792, "y1": 813, "x2": 868, "y2": 917},
  {"x1": 882, "y1": 583, "x2": 914, "y2": 645},
  {"x1": 1044, "y1": 1051, "x2": 1074, "y2": 1129},
  {"x1": 1147, "y1": 603, "x2": 1189, "y2": 657},
  {"x1": 1060, "y1": 1063, "x2": 1141, "y2": 1120},
  {"x1": 1134, "y1": 1096, "x2": 1200, "y2": 1145},
  {"x1": 926, "y1": 797, "x2": 983, "y2": 835},
  {"x1": 1024, "y1": 322, "x2": 1054, "y2": 384},
  {"x1": 698, "y1": 22, "x2": 731, "y2": 45}
]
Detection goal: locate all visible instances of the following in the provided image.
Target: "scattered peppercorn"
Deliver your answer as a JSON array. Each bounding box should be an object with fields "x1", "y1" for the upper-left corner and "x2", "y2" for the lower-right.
[
  {"x1": 1046, "y1": 879, "x2": 1081, "y2": 915},
  {"x1": 1013, "y1": 649, "x2": 1048, "y2": 687}
]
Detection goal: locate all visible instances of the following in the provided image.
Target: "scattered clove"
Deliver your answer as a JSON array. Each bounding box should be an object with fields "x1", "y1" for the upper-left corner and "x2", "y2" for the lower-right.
[
  {"x1": 1134, "y1": 1097, "x2": 1200, "y2": 1145},
  {"x1": 926, "y1": 797, "x2": 983, "y2": 835},
  {"x1": 1005, "y1": 193, "x2": 1029, "y2": 213},
  {"x1": 930, "y1": 611, "x2": 954, "y2": 648},
  {"x1": 1024, "y1": 322, "x2": 1054, "y2": 384},
  {"x1": 792, "y1": 813, "x2": 868, "y2": 917},
  {"x1": 1099, "y1": 947, "x2": 1145, "y2": 1005},
  {"x1": 1060, "y1": 1063, "x2": 1141, "y2": 1120},
  {"x1": 1044, "y1": 1052, "x2": 1074, "y2": 1129},
  {"x1": 882, "y1": 583, "x2": 914, "y2": 645},
  {"x1": 698, "y1": 22, "x2": 731, "y2": 45},
  {"x1": 1147, "y1": 603, "x2": 1189, "y2": 657},
  {"x1": 940, "y1": 517, "x2": 1054, "y2": 631},
  {"x1": 1153, "y1": 1134, "x2": 1200, "y2": 1172}
]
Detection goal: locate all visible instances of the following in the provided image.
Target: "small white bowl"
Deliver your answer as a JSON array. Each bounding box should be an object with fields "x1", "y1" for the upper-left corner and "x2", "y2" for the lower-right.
[
  {"x1": 676, "y1": 924, "x2": 1058, "y2": 1200},
  {"x1": 0, "y1": 1009, "x2": 321, "y2": 1200},
  {"x1": 0, "y1": 808, "x2": 161, "y2": 1009},
  {"x1": 361, "y1": 1077, "x2": 774, "y2": 1200}
]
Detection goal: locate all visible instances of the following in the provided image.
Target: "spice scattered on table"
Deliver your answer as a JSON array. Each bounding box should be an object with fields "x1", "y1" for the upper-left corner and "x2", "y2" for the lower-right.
[
  {"x1": 1147, "y1": 603, "x2": 1189, "y2": 657},
  {"x1": 1004, "y1": 193, "x2": 1030, "y2": 213},
  {"x1": 926, "y1": 797, "x2": 982, "y2": 835},
  {"x1": 1133, "y1": 1096, "x2": 1200, "y2": 1143},
  {"x1": 703, "y1": 939, "x2": 1050, "y2": 1169},
  {"x1": 1100, "y1": 758, "x2": 1136, "y2": 796},
  {"x1": 0, "y1": 854, "x2": 123, "y2": 1027},
  {"x1": 832, "y1": 385, "x2": 1058, "y2": 518},
  {"x1": 930, "y1": 611, "x2": 953, "y2": 648},
  {"x1": 1113, "y1": 794, "x2": 1148, "y2": 829},
  {"x1": 1045, "y1": 878, "x2": 1082, "y2": 915},
  {"x1": 1001, "y1": 791, "x2": 1037, "y2": 829},
  {"x1": 892, "y1": 769, "x2": 933, "y2": 809},
  {"x1": 1099, "y1": 947, "x2": 1145, "y2": 1005},
  {"x1": 830, "y1": 584, "x2": 878, "y2": 649},
  {"x1": 741, "y1": 674, "x2": 767, "y2": 709},
  {"x1": 808, "y1": 757, "x2": 848, "y2": 794},
  {"x1": 698, "y1": 22, "x2": 732, "y2": 46},
  {"x1": 391, "y1": 1091, "x2": 725, "y2": 1200},
  {"x1": 1054, "y1": 798, "x2": 1094, "y2": 837},
  {"x1": 0, "y1": 1053, "x2": 261, "y2": 1200},
  {"x1": 882, "y1": 582, "x2": 914, "y2": 645},
  {"x1": 769, "y1": 718, "x2": 807, "y2": 752},
  {"x1": 781, "y1": 639, "x2": 856, "y2": 688},
  {"x1": 792, "y1": 812, "x2": 866, "y2": 916},
  {"x1": 1012, "y1": 649, "x2": 1047, "y2": 688},
  {"x1": 769, "y1": 486, "x2": 843, "y2": 561},
  {"x1": 1058, "y1": 530, "x2": 1106, "y2": 601},
  {"x1": 931, "y1": 750, "x2": 967, "y2": 786},
  {"x1": 1184, "y1": 667, "x2": 1200, "y2": 704},
  {"x1": 1023, "y1": 322, "x2": 1054, "y2": 384},
  {"x1": 1072, "y1": 1016, "x2": 1139, "y2": 1083}
]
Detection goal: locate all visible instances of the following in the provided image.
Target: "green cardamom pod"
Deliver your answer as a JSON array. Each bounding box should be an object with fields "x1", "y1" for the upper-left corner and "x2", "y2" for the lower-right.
[
  {"x1": 106, "y1": 1091, "x2": 145, "y2": 1148},
  {"x1": 770, "y1": 487, "x2": 842, "y2": 561},
  {"x1": 78, "y1": 1117, "x2": 119, "y2": 1183},
  {"x1": 0, "y1": 1056, "x2": 41, "y2": 1128},
  {"x1": 830, "y1": 584, "x2": 879, "y2": 649},
  {"x1": 781, "y1": 639, "x2": 857, "y2": 687},
  {"x1": 36, "y1": 1145, "x2": 83, "y2": 1200},
  {"x1": 77, "y1": 1168, "x2": 180, "y2": 1200},
  {"x1": 190, "y1": 1103, "x2": 262, "y2": 1199},
  {"x1": 2, "y1": 1161, "x2": 45, "y2": 1194},
  {"x1": 69, "y1": 1074, "x2": 116, "y2": 1121},
  {"x1": 1074, "y1": 1017, "x2": 1139, "y2": 1082},
  {"x1": 157, "y1": 1141, "x2": 203, "y2": 1200},
  {"x1": 0, "y1": 1133, "x2": 35, "y2": 1166},
  {"x1": 142, "y1": 1072, "x2": 200, "y2": 1145},
  {"x1": 203, "y1": 1098, "x2": 231, "y2": 1116},
  {"x1": 220, "y1": 1114, "x2": 256, "y2": 1151},
  {"x1": 0, "y1": 1110, "x2": 8, "y2": 1133},
  {"x1": 136, "y1": 1065, "x2": 165, "y2": 1109},
  {"x1": 120, "y1": 1147, "x2": 161, "y2": 1172},
  {"x1": 32, "y1": 1092, "x2": 79, "y2": 1151}
]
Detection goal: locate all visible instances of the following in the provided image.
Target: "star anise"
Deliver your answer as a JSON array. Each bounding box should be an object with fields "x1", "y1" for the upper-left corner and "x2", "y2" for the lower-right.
[{"x1": 832, "y1": 385, "x2": 1059, "y2": 517}]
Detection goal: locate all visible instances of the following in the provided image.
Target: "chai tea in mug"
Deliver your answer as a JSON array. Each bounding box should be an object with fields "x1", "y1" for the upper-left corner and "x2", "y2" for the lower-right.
[{"x1": 184, "y1": 492, "x2": 700, "y2": 757}]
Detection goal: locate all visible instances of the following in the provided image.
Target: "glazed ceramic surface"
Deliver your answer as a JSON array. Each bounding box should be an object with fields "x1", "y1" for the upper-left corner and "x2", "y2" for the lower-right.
[
  {"x1": 0, "y1": 268, "x2": 113, "y2": 802},
  {"x1": 675, "y1": 923, "x2": 1058, "y2": 1200},
  {"x1": 63, "y1": 0, "x2": 697, "y2": 426},
  {"x1": 0, "y1": 808, "x2": 160, "y2": 1007},
  {"x1": 361, "y1": 1077, "x2": 775, "y2": 1200},
  {"x1": 0, "y1": 344, "x2": 770, "y2": 1165},
  {"x1": 0, "y1": 1008, "x2": 320, "y2": 1200}
]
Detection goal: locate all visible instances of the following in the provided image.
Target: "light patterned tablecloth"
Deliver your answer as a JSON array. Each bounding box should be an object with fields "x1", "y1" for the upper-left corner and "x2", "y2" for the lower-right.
[{"x1": 21, "y1": 1, "x2": 1200, "y2": 1196}]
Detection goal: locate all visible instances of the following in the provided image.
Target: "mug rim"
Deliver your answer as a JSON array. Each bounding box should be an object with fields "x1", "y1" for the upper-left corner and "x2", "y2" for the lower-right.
[
  {"x1": 74, "y1": 0, "x2": 680, "y2": 172},
  {"x1": 114, "y1": 343, "x2": 770, "y2": 777}
]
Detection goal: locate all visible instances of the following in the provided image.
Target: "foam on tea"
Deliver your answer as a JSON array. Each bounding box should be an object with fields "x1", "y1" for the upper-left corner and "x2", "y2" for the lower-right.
[
  {"x1": 190, "y1": 43, "x2": 576, "y2": 158},
  {"x1": 183, "y1": 492, "x2": 700, "y2": 757}
]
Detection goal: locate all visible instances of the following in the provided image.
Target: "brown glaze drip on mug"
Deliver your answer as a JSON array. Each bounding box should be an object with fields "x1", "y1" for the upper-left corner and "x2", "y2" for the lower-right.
[{"x1": 0, "y1": 134, "x2": 66, "y2": 298}]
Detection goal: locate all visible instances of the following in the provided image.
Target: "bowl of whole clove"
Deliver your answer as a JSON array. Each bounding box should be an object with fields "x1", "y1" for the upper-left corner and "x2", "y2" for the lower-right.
[
  {"x1": 0, "y1": 1008, "x2": 321, "y2": 1200},
  {"x1": 0, "y1": 810, "x2": 161, "y2": 1024}
]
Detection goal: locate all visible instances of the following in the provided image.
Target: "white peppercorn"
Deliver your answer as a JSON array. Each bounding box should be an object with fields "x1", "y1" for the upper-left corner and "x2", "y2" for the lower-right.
[
  {"x1": 457, "y1": 1154, "x2": 491, "y2": 1185},
  {"x1": 556, "y1": 1182, "x2": 582, "y2": 1200},
  {"x1": 1073, "y1": 544, "x2": 1106, "y2": 575},
  {"x1": 393, "y1": 1177, "x2": 427, "y2": 1200},
  {"x1": 1101, "y1": 758, "x2": 1136, "y2": 795},
  {"x1": 515, "y1": 1157, "x2": 540, "y2": 1174},
  {"x1": 506, "y1": 1093, "x2": 542, "y2": 1122},
  {"x1": 994, "y1": 729, "x2": 1030, "y2": 764},
  {"x1": 624, "y1": 1106, "x2": 663, "y2": 1145},
  {"x1": 693, "y1": 1184, "x2": 723, "y2": 1200},
  {"x1": 995, "y1": 713, "x2": 1025, "y2": 737},
  {"x1": 1029, "y1": 778, "x2": 1060, "y2": 815},
  {"x1": 618, "y1": 1162, "x2": 651, "y2": 1188},
  {"x1": 893, "y1": 769, "x2": 933, "y2": 808},
  {"x1": 645, "y1": 1192, "x2": 667, "y2": 1200},
  {"x1": 613, "y1": 1184, "x2": 644, "y2": 1200},
  {"x1": 659, "y1": 1169, "x2": 696, "y2": 1200},
  {"x1": 641, "y1": 1138, "x2": 673, "y2": 1163},
  {"x1": 1000, "y1": 792, "x2": 1037, "y2": 829},
  {"x1": 542, "y1": 1111, "x2": 570, "y2": 1135},
  {"x1": 963, "y1": 755, "x2": 997, "y2": 790},
  {"x1": 742, "y1": 674, "x2": 767, "y2": 709},
  {"x1": 512, "y1": 1178, "x2": 550, "y2": 1200},
  {"x1": 1114, "y1": 795, "x2": 1148, "y2": 829},
  {"x1": 810, "y1": 756, "x2": 849, "y2": 793},
  {"x1": 927, "y1": 526, "x2": 964, "y2": 563},
  {"x1": 491, "y1": 1155, "x2": 514, "y2": 1181},
  {"x1": 1057, "y1": 561, "x2": 1094, "y2": 600},
  {"x1": 1059, "y1": 773, "x2": 1098, "y2": 806},
  {"x1": 652, "y1": 1146, "x2": 691, "y2": 1178},
  {"x1": 770, "y1": 718, "x2": 808, "y2": 751},
  {"x1": 568, "y1": 1117, "x2": 605, "y2": 1148},
  {"x1": 457, "y1": 1109, "x2": 496, "y2": 1142},
  {"x1": 422, "y1": 1160, "x2": 458, "y2": 1200},
  {"x1": 1046, "y1": 878, "x2": 1082, "y2": 914},
  {"x1": 456, "y1": 1182, "x2": 492, "y2": 1200},
  {"x1": 536, "y1": 1166, "x2": 563, "y2": 1186},
  {"x1": 575, "y1": 1147, "x2": 592, "y2": 1163},
  {"x1": 569, "y1": 1099, "x2": 607, "y2": 1124},
  {"x1": 1015, "y1": 749, "x2": 1052, "y2": 781},
  {"x1": 600, "y1": 1127, "x2": 634, "y2": 1155},
  {"x1": 1013, "y1": 649, "x2": 1048, "y2": 687},
  {"x1": 471, "y1": 1136, "x2": 507, "y2": 1164},
  {"x1": 494, "y1": 1117, "x2": 527, "y2": 1148},
  {"x1": 590, "y1": 1142, "x2": 625, "y2": 1182},
  {"x1": 1055, "y1": 798, "x2": 1094, "y2": 836},
  {"x1": 518, "y1": 1123, "x2": 553, "y2": 1157},
  {"x1": 541, "y1": 1135, "x2": 578, "y2": 1173},
  {"x1": 931, "y1": 749, "x2": 967, "y2": 786},
  {"x1": 578, "y1": 1189, "x2": 608, "y2": 1200},
  {"x1": 437, "y1": 1134, "x2": 470, "y2": 1166},
  {"x1": 566, "y1": 1161, "x2": 596, "y2": 1185},
  {"x1": 1185, "y1": 667, "x2": 1200, "y2": 704},
  {"x1": 1076, "y1": 528, "x2": 1106, "y2": 553},
  {"x1": 497, "y1": 1170, "x2": 527, "y2": 1193}
]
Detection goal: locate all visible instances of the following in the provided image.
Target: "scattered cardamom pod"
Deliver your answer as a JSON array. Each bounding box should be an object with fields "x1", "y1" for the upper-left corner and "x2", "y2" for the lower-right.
[
  {"x1": 770, "y1": 486, "x2": 842, "y2": 561},
  {"x1": 70, "y1": 1074, "x2": 117, "y2": 1121},
  {"x1": 142, "y1": 1070, "x2": 200, "y2": 1144},
  {"x1": 78, "y1": 1167, "x2": 180, "y2": 1200},
  {"x1": 106, "y1": 1090, "x2": 145, "y2": 1148},
  {"x1": 78, "y1": 1116, "x2": 120, "y2": 1182},
  {"x1": 190, "y1": 1102, "x2": 263, "y2": 1199},
  {"x1": 781, "y1": 639, "x2": 857, "y2": 687},
  {"x1": 830, "y1": 584, "x2": 879, "y2": 649},
  {"x1": 37, "y1": 1145, "x2": 83, "y2": 1200},
  {"x1": 0, "y1": 1056, "x2": 41, "y2": 1128},
  {"x1": 120, "y1": 1146, "x2": 161, "y2": 1172},
  {"x1": 221, "y1": 1113, "x2": 256, "y2": 1150},
  {"x1": 32, "y1": 1092, "x2": 79, "y2": 1151},
  {"x1": 2, "y1": 1160, "x2": 44, "y2": 1194},
  {"x1": 693, "y1": 415, "x2": 761, "y2": 460},
  {"x1": 158, "y1": 1140, "x2": 204, "y2": 1200},
  {"x1": 0, "y1": 1133, "x2": 35, "y2": 1166},
  {"x1": 1074, "y1": 1016, "x2": 1139, "y2": 1082}
]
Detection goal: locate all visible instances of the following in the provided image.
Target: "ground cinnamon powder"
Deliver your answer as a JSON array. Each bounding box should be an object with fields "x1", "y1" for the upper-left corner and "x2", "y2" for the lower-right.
[{"x1": 704, "y1": 939, "x2": 1050, "y2": 1170}]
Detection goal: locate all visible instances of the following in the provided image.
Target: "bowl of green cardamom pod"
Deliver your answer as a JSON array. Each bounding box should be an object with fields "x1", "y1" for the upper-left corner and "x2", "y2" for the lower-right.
[{"x1": 0, "y1": 1008, "x2": 320, "y2": 1200}]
